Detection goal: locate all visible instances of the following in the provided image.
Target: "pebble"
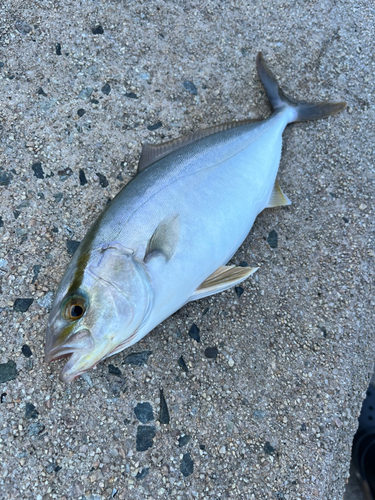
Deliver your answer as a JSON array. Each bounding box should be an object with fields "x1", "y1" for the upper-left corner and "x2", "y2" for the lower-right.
[
  {"x1": 108, "y1": 364, "x2": 122, "y2": 376},
  {"x1": 228, "y1": 357, "x2": 234, "y2": 367},
  {"x1": 267, "y1": 229, "x2": 278, "y2": 248},
  {"x1": 134, "y1": 402, "x2": 154, "y2": 423},
  {"x1": 124, "y1": 351, "x2": 152, "y2": 366},
  {"x1": 178, "y1": 356, "x2": 188, "y2": 373},
  {"x1": 15, "y1": 20, "x2": 32, "y2": 35},
  {"x1": 264, "y1": 442, "x2": 275, "y2": 455},
  {"x1": 188, "y1": 323, "x2": 200, "y2": 342},
  {"x1": 101, "y1": 83, "x2": 111, "y2": 95},
  {"x1": 135, "y1": 467, "x2": 149, "y2": 481},
  {"x1": 46, "y1": 463, "x2": 61, "y2": 474},
  {"x1": 92, "y1": 25, "x2": 104, "y2": 35},
  {"x1": 96, "y1": 172, "x2": 109, "y2": 187},
  {"x1": 0, "y1": 172, "x2": 12, "y2": 186},
  {"x1": 0, "y1": 258, "x2": 8, "y2": 269},
  {"x1": 27, "y1": 422, "x2": 45, "y2": 436},
  {"x1": 235, "y1": 286, "x2": 244, "y2": 298},
  {"x1": 25, "y1": 402, "x2": 39, "y2": 420},
  {"x1": 37, "y1": 87, "x2": 47, "y2": 97},
  {"x1": 180, "y1": 453, "x2": 194, "y2": 477},
  {"x1": 183, "y1": 81, "x2": 198, "y2": 95},
  {"x1": 55, "y1": 43, "x2": 61, "y2": 56},
  {"x1": 136, "y1": 425, "x2": 156, "y2": 452},
  {"x1": 79, "y1": 169, "x2": 88, "y2": 186},
  {"x1": 66, "y1": 240, "x2": 81, "y2": 256},
  {"x1": 147, "y1": 121, "x2": 163, "y2": 131},
  {"x1": 21, "y1": 344, "x2": 33, "y2": 358},
  {"x1": 219, "y1": 446, "x2": 226, "y2": 454},
  {"x1": 32, "y1": 163, "x2": 44, "y2": 179},
  {"x1": 77, "y1": 108, "x2": 86, "y2": 117},
  {"x1": 53, "y1": 192, "x2": 63, "y2": 202},
  {"x1": 125, "y1": 92, "x2": 138, "y2": 99},
  {"x1": 78, "y1": 87, "x2": 93, "y2": 100},
  {"x1": 32, "y1": 264, "x2": 41, "y2": 283},
  {"x1": 178, "y1": 435, "x2": 191, "y2": 447},
  {"x1": 204, "y1": 346, "x2": 218, "y2": 359},
  {"x1": 159, "y1": 389, "x2": 170, "y2": 424},
  {"x1": 0, "y1": 360, "x2": 18, "y2": 383},
  {"x1": 0, "y1": 216, "x2": 3, "y2": 227},
  {"x1": 14, "y1": 298, "x2": 34, "y2": 312},
  {"x1": 37, "y1": 291, "x2": 54, "y2": 310}
]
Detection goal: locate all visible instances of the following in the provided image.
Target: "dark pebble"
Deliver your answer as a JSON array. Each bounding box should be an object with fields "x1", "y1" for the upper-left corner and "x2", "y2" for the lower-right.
[
  {"x1": 136, "y1": 467, "x2": 149, "y2": 481},
  {"x1": 53, "y1": 192, "x2": 63, "y2": 202},
  {"x1": 66, "y1": 240, "x2": 81, "y2": 256},
  {"x1": 239, "y1": 261, "x2": 249, "y2": 267},
  {"x1": 183, "y1": 81, "x2": 198, "y2": 95},
  {"x1": 32, "y1": 163, "x2": 44, "y2": 179},
  {"x1": 0, "y1": 360, "x2": 18, "y2": 383},
  {"x1": 125, "y1": 92, "x2": 138, "y2": 99},
  {"x1": 92, "y1": 25, "x2": 104, "y2": 35},
  {"x1": 56, "y1": 43, "x2": 61, "y2": 55},
  {"x1": 0, "y1": 216, "x2": 3, "y2": 228},
  {"x1": 77, "y1": 108, "x2": 86, "y2": 117},
  {"x1": 320, "y1": 326, "x2": 327, "y2": 338},
  {"x1": 134, "y1": 402, "x2": 154, "y2": 423},
  {"x1": 204, "y1": 346, "x2": 218, "y2": 359},
  {"x1": 14, "y1": 298, "x2": 34, "y2": 312},
  {"x1": 178, "y1": 435, "x2": 191, "y2": 447},
  {"x1": 0, "y1": 172, "x2": 12, "y2": 186},
  {"x1": 1, "y1": 393, "x2": 7, "y2": 403},
  {"x1": 52, "y1": 226, "x2": 58, "y2": 233},
  {"x1": 0, "y1": 62, "x2": 3, "y2": 68},
  {"x1": 159, "y1": 389, "x2": 170, "y2": 424},
  {"x1": 32, "y1": 264, "x2": 41, "y2": 284},
  {"x1": 123, "y1": 418, "x2": 130, "y2": 425},
  {"x1": 124, "y1": 351, "x2": 152, "y2": 366},
  {"x1": 301, "y1": 422, "x2": 307, "y2": 431},
  {"x1": 189, "y1": 323, "x2": 200, "y2": 342},
  {"x1": 46, "y1": 463, "x2": 61, "y2": 473},
  {"x1": 79, "y1": 169, "x2": 88, "y2": 186},
  {"x1": 136, "y1": 425, "x2": 156, "y2": 452},
  {"x1": 22, "y1": 345, "x2": 32, "y2": 358},
  {"x1": 180, "y1": 452, "x2": 194, "y2": 476},
  {"x1": 90, "y1": 99, "x2": 99, "y2": 104},
  {"x1": 58, "y1": 167, "x2": 73, "y2": 178},
  {"x1": 13, "y1": 210, "x2": 20, "y2": 219},
  {"x1": 178, "y1": 356, "x2": 188, "y2": 373},
  {"x1": 27, "y1": 422, "x2": 45, "y2": 436},
  {"x1": 199, "y1": 444, "x2": 206, "y2": 450},
  {"x1": 267, "y1": 229, "x2": 278, "y2": 248},
  {"x1": 147, "y1": 121, "x2": 162, "y2": 131},
  {"x1": 264, "y1": 441, "x2": 275, "y2": 455},
  {"x1": 37, "y1": 87, "x2": 47, "y2": 97},
  {"x1": 37, "y1": 192, "x2": 45, "y2": 199},
  {"x1": 25, "y1": 402, "x2": 39, "y2": 420},
  {"x1": 235, "y1": 286, "x2": 244, "y2": 298},
  {"x1": 108, "y1": 364, "x2": 122, "y2": 376},
  {"x1": 101, "y1": 83, "x2": 111, "y2": 95},
  {"x1": 343, "y1": 216, "x2": 349, "y2": 223},
  {"x1": 96, "y1": 172, "x2": 109, "y2": 187}
]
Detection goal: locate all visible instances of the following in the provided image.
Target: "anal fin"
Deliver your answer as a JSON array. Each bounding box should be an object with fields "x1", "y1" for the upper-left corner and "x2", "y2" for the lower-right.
[
  {"x1": 266, "y1": 180, "x2": 291, "y2": 208},
  {"x1": 189, "y1": 265, "x2": 258, "y2": 302}
]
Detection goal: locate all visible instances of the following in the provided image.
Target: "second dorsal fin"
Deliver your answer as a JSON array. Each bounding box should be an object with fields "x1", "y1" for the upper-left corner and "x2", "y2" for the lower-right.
[{"x1": 138, "y1": 118, "x2": 261, "y2": 173}]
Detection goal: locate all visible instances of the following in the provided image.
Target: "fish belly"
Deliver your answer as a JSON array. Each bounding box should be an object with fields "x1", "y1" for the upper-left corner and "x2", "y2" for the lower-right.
[{"x1": 131, "y1": 113, "x2": 287, "y2": 340}]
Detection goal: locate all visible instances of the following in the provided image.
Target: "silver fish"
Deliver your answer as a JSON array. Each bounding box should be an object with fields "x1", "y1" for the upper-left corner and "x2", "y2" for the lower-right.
[{"x1": 45, "y1": 53, "x2": 346, "y2": 382}]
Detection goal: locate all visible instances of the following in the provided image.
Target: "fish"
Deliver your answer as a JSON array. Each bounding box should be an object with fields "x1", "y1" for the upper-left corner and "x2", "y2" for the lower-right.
[{"x1": 45, "y1": 53, "x2": 346, "y2": 382}]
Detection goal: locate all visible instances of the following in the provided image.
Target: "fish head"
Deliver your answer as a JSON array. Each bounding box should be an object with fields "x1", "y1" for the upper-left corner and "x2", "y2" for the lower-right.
[{"x1": 45, "y1": 243, "x2": 153, "y2": 383}]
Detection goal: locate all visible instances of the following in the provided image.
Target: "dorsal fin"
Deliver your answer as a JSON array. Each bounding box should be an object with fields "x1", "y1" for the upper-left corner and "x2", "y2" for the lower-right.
[{"x1": 137, "y1": 118, "x2": 262, "y2": 173}]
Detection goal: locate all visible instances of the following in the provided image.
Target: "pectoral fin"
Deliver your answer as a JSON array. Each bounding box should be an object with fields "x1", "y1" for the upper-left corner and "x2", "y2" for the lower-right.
[
  {"x1": 144, "y1": 214, "x2": 180, "y2": 262},
  {"x1": 189, "y1": 265, "x2": 258, "y2": 302},
  {"x1": 266, "y1": 180, "x2": 292, "y2": 208}
]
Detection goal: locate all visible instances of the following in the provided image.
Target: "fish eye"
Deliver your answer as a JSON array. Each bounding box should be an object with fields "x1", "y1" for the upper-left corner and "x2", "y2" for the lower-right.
[{"x1": 63, "y1": 295, "x2": 86, "y2": 321}]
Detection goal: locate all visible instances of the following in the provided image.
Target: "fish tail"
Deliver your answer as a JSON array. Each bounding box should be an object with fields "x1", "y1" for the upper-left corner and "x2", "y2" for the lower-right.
[{"x1": 256, "y1": 52, "x2": 346, "y2": 123}]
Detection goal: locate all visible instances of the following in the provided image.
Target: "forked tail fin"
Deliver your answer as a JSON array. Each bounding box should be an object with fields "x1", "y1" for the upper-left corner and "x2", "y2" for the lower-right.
[{"x1": 256, "y1": 52, "x2": 346, "y2": 123}]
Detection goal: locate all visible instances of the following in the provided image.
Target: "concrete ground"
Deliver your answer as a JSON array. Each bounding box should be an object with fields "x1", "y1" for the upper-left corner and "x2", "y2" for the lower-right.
[{"x1": 0, "y1": 0, "x2": 374, "y2": 499}]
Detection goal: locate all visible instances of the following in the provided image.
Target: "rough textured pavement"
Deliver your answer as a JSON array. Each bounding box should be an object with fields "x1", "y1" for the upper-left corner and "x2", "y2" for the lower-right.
[{"x1": 0, "y1": 1, "x2": 374, "y2": 499}]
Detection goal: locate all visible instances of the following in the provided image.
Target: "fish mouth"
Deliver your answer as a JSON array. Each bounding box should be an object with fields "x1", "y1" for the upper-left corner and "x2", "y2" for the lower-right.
[{"x1": 44, "y1": 328, "x2": 94, "y2": 383}]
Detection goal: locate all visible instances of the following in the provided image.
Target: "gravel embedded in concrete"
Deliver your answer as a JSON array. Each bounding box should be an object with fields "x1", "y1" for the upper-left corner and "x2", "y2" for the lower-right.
[{"x1": 0, "y1": 0, "x2": 374, "y2": 499}]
